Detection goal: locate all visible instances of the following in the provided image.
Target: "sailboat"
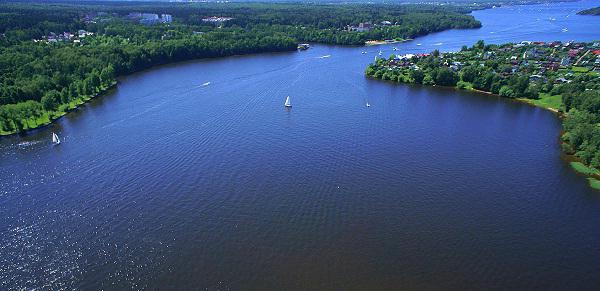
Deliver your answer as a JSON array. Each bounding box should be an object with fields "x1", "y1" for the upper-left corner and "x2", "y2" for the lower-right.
[
  {"x1": 52, "y1": 132, "x2": 61, "y2": 145},
  {"x1": 378, "y1": 50, "x2": 383, "y2": 56},
  {"x1": 284, "y1": 96, "x2": 292, "y2": 108},
  {"x1": 366, "y1": 101, "x2": 371, "y2": 107}
]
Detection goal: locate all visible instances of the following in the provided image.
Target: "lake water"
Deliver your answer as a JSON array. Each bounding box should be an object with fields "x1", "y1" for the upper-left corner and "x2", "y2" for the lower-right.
[{"x1": 1, "y1": 0, "x2": 600, "y2": 289}]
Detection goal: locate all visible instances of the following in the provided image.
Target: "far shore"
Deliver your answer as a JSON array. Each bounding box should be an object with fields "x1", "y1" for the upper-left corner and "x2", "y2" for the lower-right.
[{"x1": 365, "y1": 39, "x2": 412, "y2": 46}]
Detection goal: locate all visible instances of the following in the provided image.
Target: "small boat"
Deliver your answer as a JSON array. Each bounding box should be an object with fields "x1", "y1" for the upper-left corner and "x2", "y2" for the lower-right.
[
  {"x1": 561, "y1": 28, "x2": 568, "y2": 32},
  {"x1": 393, "y1": 47, "x2": 398, "y2": 51},
  {"x1": 318, "y1": 55, "x2": 331, "y2": 59},
  {"x1": 416, "y1": 43, "x2": 422, "y2": 46},
  {"x1": 378, "y1": 50, "x2": 382, "y2": 56},
  {"x1": 366, "y1": 101, "x2": 371, "y2": 107},
  {"x1": 201, "y1": 81, "x2": 211, "y2": 86},
  {"x1": 361, "y1": 51, "x2": 367, "y2": 54},
  {"x1": 284, "y1": 96, "x2": 292, "y2": 108},
  {"x1": 52, "y1": 132, "x2": 61, "y2": 145}
]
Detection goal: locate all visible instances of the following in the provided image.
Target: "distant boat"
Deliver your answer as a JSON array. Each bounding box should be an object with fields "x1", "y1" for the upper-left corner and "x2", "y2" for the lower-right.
[
  {"x1": 374, "y1": 55, "x2": 378, "y2": 62},
  {"x1": 318, "y1": 55, "x2": 331, "y2": 59},
  {"x1": 434, "y1": 42, "x2": 443, "y2": 46},
  {"x1": 366, "y1": 101, "x2": 371, "y2": 107},
  {"x1": 562, "y1": 28, "x2": 568, "y2": 32},
  {"x1": 361, "y1": 51, "x2": 367, "y2": 54},
  {"x1": 52, "y1": 132, "x2": 61, "y2": 145},
  {"x1": 284, "y1": 96, "x2": 292, "y2": 108},
  {"x1": 378, "y1": 50, "x2": 382, "y2": 56},
  {"x1": 416, "y1": 43, "x2": 422, "y2": 46},
  {"x1": 201, "y1": 82, "x2": 211, "y2": 86},
  {"x1": 393, "y1": 47, "x2": 398, "y2": 51}
]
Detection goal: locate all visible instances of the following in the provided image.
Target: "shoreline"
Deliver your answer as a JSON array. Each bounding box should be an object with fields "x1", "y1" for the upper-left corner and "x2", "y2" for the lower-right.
[
  {"x1": 367, "y1": 76, "x2": 600, "y2": 190},
  {"x1": 0, "y1": 48, "x2": 297, "y2": 138},
  {"x1": 0, "y1": 81, "x2": 118, "y2": 137},
  {"x1": 365, "y1": 39, "x2": 412, "y2": 46}
]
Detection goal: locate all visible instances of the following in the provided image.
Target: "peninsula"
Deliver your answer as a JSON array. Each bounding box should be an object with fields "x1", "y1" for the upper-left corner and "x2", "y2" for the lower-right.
[
  {"x1": 577, "y1": 7, "x2": 600, "y2": 15},
  {"x1": 365, "y1": 40, "x2": 600, "y2": 189}
]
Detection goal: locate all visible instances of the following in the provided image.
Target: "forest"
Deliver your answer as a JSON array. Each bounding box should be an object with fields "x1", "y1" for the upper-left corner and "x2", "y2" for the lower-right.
[
  {"x1": 577, "y1": 7, "x2": 600, "y2": 15},
  {"x1": 0, "y1": 1, "x2": 482, "y2": 135}
]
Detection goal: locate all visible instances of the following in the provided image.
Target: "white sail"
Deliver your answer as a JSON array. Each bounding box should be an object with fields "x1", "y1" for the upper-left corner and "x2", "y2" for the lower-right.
[
  {"x1": 52, "y1": 132, "x2": 60, "y2": 144},
  {"x1": 366, "y1": 101, "x2": 371, "y2": 107},
  {"x1": 284, "y1": 96, "x2": 292, "y2": 107}
]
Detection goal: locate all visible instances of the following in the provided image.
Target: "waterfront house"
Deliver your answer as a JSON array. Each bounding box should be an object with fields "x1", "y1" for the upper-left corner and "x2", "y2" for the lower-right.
[{"x1": 529, "y1": 74, "x2": 544, "y2": 82}]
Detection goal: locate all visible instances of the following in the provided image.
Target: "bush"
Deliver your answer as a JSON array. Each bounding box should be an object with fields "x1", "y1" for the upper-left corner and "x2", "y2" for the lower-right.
[{"x1": 499, "y1": 85, "x2": 515, "y2": 98}]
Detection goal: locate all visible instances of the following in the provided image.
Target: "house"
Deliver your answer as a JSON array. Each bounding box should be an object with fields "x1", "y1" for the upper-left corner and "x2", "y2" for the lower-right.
[
  {"x1": 483, "y1": 51, "x2": 494, "y2": 60},
  {"x1": 348, "y1": 22, "x2": 372, "y2": 32},
  {"x1": 202, "y1": 16, "x2": 234, "y2": 24},
  {"x1": 529, "y1": 74, "x2": 544, "y2": 82},
  {"x1": 549, "y1": 41, "x2": 562, "y2": 47},
  {"x1": 568, "y1": 49, "x2": 580, "y2": 58}
]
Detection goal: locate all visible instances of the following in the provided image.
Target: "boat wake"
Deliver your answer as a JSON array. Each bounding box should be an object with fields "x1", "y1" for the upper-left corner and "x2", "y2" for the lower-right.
[
  {"x1": 317, "y1": 55, "x2": 331, "y2": 59},
  {"x1": 17, "y1": 141, "x2": 42, "y2": 148}
]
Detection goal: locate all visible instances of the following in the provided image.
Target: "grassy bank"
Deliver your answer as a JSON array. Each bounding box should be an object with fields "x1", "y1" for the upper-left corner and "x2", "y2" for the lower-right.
[
  {"x1": 569, "y1": 162, "x2": 600, "y2": 190},
  {"x1": 517, "y1": 93, "x2": 562, "y2": 112},
  {"x1": 0, "y1": 81, "x2": 117, "y2": 136},
  {"x1": 588, "y1": 178, "x2": 600, "y2": 190}
]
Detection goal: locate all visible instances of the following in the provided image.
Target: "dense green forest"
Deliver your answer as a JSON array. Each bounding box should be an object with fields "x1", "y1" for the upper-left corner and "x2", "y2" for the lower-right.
[
  {"x1": 366, "y1": 40, "x2": 600, "y2": 185},
  {"x1": 577, "y1": 7, "x2": 600, "y2": 15},
  {"x1": 0, "y1": 1, "x2": 482, "y2": 135}
]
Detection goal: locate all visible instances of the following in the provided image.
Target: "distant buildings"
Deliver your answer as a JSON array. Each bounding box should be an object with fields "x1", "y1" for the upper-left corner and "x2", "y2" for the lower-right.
[
  {"x1": 161, "y1": 14, "x2": 173, "y2": 23},
  {"x1": 128, "y1": 12, "x2": 173, "y2": 25},
  {"x1": 347, "y1": 22, "x2": 371, "y2": 32},
  {"x1": 202, "y1": 16, "x2": 234, "y2": 24}
]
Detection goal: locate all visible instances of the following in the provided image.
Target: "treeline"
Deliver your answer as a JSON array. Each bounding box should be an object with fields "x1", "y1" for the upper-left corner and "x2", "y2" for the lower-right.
[
  {"x1": 562, "y1": 89, "x2": 600, "y2": 169},
  {"x1": 0, "y1": 21, "x2": 296, "y2": 133},
  {"x1": 577, "y1": 7, "x2": 600, "y2": 15},
  {"x1": 0, "y1": 2, "x2": 481, "y2": 46},
  {"x1": 0, "y1": 1, "x2": 482, "y2": 134}
]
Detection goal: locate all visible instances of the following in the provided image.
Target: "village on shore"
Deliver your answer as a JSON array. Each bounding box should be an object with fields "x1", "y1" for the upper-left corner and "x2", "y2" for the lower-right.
[{"x1": 368, "y1": 40, "x2": 600, "y2": 92}]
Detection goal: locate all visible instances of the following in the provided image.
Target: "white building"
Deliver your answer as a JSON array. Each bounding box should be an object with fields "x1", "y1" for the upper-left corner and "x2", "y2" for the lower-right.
[{"x1": 161, "y1": 14, "x2": 173, "y2": 23}]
